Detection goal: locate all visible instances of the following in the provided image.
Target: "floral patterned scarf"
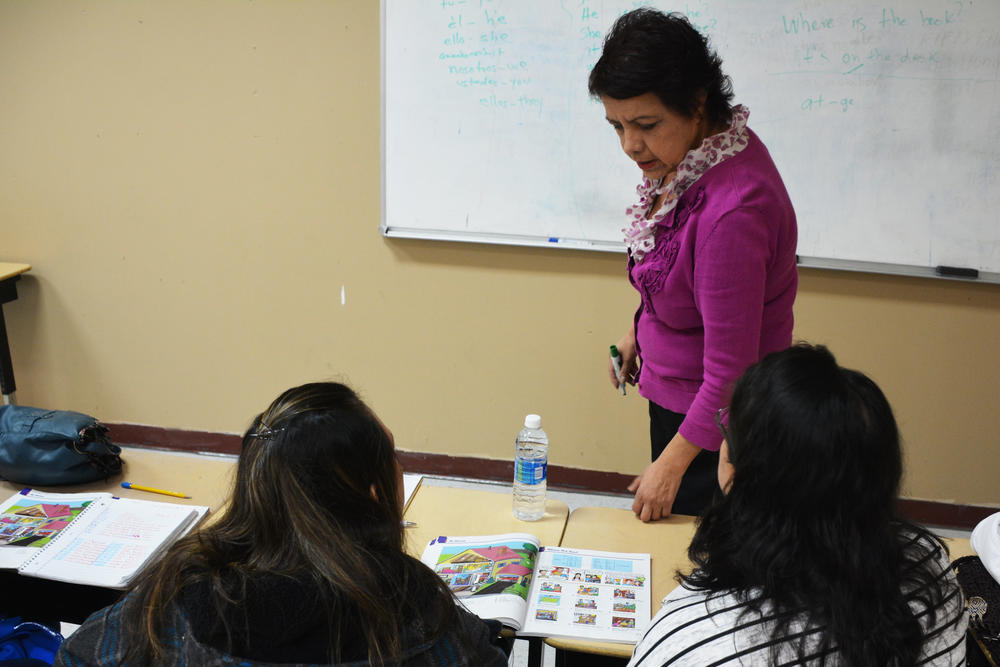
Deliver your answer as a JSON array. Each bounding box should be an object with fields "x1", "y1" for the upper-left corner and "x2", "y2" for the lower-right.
[{"x1": 623, "y1": 105, "x2": 751, "y2": 262}]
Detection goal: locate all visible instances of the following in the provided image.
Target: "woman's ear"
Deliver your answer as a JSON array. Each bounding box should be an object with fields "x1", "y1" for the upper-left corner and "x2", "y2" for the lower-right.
[
  {"x1": 695, "y1": 90, "x2": 708, "y2": 120},
  {"x1": 370, "y1": 483, "x2": 379, "y2": 501}
]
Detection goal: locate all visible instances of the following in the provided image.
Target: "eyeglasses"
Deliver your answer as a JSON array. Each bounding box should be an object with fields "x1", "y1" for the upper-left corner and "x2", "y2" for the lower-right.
[{"x1": 715, "y1": 406, "x2": 729, "y2": 441}]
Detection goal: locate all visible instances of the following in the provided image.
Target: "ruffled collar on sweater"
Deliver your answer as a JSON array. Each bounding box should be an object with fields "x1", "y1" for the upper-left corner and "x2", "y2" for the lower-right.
[{"x1": 624, "y1": 105, "x2": 750, "y2": 262}]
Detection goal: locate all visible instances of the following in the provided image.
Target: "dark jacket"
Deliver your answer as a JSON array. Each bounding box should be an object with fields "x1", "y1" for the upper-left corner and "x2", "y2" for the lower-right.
[{"x1": 55, "y1": 576, "x2": 508, "y2": 667}]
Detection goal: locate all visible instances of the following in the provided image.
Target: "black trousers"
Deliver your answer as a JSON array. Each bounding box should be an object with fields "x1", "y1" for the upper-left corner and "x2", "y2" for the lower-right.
[
  {"x1": 648, "y1": 402, "x2": 720, "y2": 517},
  {"x1": 551, "y1": 405, "x2": 721, "y2": 667}
]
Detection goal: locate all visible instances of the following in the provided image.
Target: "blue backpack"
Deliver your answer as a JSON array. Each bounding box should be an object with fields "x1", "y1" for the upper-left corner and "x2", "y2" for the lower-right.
[{"x1": 0, "y1": 617, "x2": 63, "y2": 664}]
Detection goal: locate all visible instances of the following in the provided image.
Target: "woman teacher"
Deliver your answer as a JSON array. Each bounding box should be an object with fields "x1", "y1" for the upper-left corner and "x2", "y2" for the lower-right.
[{"x1": 589, "y1": 9, "x2": 798, "y2": 521}]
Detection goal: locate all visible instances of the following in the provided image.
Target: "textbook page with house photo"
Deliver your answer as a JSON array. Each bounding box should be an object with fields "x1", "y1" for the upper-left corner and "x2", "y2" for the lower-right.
[
  {"x1": 0, "y1": 489, "x2": 113, "y2": 570},
  {"x1": 518, "y1": 546, "x2": 651, "y2": 644},
  {"x1": 14, "y1": 494, "x2": 208, "y2": 589},
  {"x1": 420, "y1": 532, "x2": 541, "y2": 630},
  {"x1": 420, "y1": 534, "x2": 652, "y2": 642}
]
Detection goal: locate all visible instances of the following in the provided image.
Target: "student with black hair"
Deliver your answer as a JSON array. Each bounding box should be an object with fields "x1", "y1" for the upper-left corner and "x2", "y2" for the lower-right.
[
  {"x1": 56, "y1": 382, "x2": 507, "y2": 666},
  {"x1": 628, "y1": 344, "x2": 967, "y2": 665}
]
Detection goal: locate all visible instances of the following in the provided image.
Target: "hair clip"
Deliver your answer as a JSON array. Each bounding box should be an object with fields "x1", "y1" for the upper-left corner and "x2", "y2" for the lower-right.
[{"x1": 249, "y1": 423, "x2": 284, "y2": 441}]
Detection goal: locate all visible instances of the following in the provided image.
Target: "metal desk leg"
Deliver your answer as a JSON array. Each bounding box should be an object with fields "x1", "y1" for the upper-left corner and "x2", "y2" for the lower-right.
[
  {"x1": 527, "y1": 637, "x2": 544, "y2": 667},
  {"x1": 0, "y1": 306, "x2": 15, "y2": 405},
  {"x1": 0, "y1": 274, "x2": 21, "y2": 405}
]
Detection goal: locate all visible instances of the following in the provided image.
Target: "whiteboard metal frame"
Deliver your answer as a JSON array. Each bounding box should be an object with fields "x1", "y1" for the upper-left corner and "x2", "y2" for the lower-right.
[
  {"x1": 794, "y1": 256, "x2": 1000, "y2": 284},
  {"x1": 382, "y1": 223, "x2": 999, "y2": 282},
  {"x1": 381, "y1": 226, "x2": 624, "y2": 253}
]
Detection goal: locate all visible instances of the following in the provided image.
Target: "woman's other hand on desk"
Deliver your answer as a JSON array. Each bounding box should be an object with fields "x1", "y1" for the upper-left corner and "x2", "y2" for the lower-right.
[
  {"x1": 609, "y1": 325, "x2": 639, "y2": 389},
  {"x1": 628, "y1": 433, "x2": 701, "y2": 522}
]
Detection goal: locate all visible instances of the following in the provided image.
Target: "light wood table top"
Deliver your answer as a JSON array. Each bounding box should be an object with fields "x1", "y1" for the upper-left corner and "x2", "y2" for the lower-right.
[
  {"x1": 403, "y1": 484, "x2": 569, "y2": 559},
  {"x1": 546, "y1": 506, "x2": 698, "y2": 659},
  {"x1": 0, "y1": 263, "x2": 31, "y2": 281},
  {"x1": 944, "y1": 536, "x2": 975, "y2": 560},
  {"x1": 0, "y1": 446, "x2": 236, "y2": 514}
]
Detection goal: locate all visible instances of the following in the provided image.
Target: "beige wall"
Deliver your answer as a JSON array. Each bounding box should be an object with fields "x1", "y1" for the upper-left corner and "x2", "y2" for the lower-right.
[{"x1": 2, "y1": 2, "x2": 997, "y2": 506}]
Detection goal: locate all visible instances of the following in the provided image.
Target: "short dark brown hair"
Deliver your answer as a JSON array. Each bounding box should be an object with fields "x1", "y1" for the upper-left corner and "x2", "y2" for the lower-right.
[{"x1": 589, "y1": 8, "x2": 734, "y2": 126}]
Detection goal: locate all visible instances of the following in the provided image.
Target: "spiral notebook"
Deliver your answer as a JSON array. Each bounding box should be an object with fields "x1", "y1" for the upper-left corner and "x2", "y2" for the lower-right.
[{"x1": 0, "y1": 488, "x2": 208, "y2": 588}]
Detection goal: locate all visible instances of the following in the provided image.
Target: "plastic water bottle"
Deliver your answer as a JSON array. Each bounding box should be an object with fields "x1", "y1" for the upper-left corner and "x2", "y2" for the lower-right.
[{"x1": 513, "y1": 414, "x2": 548, "y2": 521}]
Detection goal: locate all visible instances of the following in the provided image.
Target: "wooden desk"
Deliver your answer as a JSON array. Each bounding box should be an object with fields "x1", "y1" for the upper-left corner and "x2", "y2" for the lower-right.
[
  {"x1": 0, "y1": 445, "x2": 236, "y2": 514},
  {"x1": 0, "y1": 262, "x2": 31, "y2": 404},
  {"x1": 403, "y1": 484, "x2": 569, "y2": 559},
  {"x1": 403, "y1": 484, "x2": 569, "y2": 667},
  {"x1": 0, "y1": 446, "x2": 236, "y2": 623},
  {"x1": 944, "y1": 537, "x2": 975, "y2": 560},
  {"x1": 546, "y1": 507, "x2": 697, "y2": 660}
]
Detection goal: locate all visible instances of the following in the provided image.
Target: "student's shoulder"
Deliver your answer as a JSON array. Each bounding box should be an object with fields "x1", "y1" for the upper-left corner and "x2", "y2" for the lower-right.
[
  {"x1": 395, "y1": 594, "x2": 507, "y2": 667},
  {"x1": 695, "y1": 128, "x2": 793, "y2": 220},
  {"x1": 898, "y1": 524, "x2": 951, "y2": 568},
  {"x1": 55, "y1": 597, "x2": 136, "y2": 666},
  {"x1": 629, "y1": 587, "x2": 745, "y2": 666},
  {"x1": 430, "y1": 608, "x2": 508, "y2": 666},
  {"x1": 655, "y1": 585, "x2": 746, "y2": 627}
]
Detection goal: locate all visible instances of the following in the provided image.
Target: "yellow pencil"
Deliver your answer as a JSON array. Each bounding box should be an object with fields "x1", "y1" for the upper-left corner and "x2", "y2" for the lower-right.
[{"x1": 121, "y1": 482, "x2": 188, "y2": 498}]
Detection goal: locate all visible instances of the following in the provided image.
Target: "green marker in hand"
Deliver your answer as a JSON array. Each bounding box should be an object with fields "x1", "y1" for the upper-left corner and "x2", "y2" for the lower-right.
[{"x1": 610, "y1": 345, "x2": 627, "y2": 396}]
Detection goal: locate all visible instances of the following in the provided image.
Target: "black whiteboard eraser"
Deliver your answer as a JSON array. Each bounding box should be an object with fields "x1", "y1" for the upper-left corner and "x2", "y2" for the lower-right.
[{"x1": 935, "y1": 265, "x2": 979, "y2": 279}]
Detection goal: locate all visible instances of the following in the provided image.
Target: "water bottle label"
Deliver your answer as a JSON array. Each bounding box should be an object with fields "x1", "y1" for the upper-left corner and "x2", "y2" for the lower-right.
[{"x1": 516, "y1": 459, "x2": 547, "y2": 485}]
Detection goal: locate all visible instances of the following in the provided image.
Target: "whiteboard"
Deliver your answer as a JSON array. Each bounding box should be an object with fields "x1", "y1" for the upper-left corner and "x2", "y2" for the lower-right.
[{"x1": 382, "y1": 0, "x2": 1000, "y2": 280}]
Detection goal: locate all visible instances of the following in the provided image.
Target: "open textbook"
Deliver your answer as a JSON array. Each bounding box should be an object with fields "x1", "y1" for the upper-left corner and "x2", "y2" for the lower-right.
[
  {"x1": 0, "y1": 488, "x2": 208, "y2": 588},
  {"x1": 420, "y1": 532, "x2": 651, "y2": 644}
]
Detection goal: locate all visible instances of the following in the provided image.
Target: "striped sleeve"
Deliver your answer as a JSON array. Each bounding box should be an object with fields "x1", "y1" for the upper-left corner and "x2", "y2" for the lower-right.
[
  {"x1": 627, "y1": 586, "x2": 812, "y2": 667},
  {"x1": 913, "y1": 545, "x2": 968, "y2": 665},
  {"x1": 628, "y1": 555, "x2": 969, "y2": 667}
]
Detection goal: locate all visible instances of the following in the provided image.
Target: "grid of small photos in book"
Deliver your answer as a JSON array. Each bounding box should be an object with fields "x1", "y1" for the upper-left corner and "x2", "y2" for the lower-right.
[{"x1": 535, "y1": 555, "x2": 647, "y2": 629}]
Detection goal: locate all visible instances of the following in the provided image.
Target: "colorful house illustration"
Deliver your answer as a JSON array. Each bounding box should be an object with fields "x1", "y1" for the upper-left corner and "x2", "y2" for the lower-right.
[
  {"x1": 436, "y1": 545, "x2": 532, "y2": 593},
  {"x1": 13, "y1": 503, "x2": 72, "y2": 519},
  {"x1": 0, "y1": 515, "x2": 72, "y2": 544},
  {"x1": 495, "y1": 562, "x2": 531, "y2": 585},
  {"x1": 11, "y1": 505, "x2": 47, "y2": 518},
  {"x1": 33, "y1": 518, "x2": 71, "y2": 538}
]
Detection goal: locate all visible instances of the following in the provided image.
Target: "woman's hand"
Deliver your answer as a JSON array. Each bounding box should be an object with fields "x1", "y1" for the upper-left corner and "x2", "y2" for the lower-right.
[
  {"x1": 627, "y1": 433, "x2": 701, "y2": 522},
  {"x1": 609, "y1": 325, "x2": 638, "y2": 389}
]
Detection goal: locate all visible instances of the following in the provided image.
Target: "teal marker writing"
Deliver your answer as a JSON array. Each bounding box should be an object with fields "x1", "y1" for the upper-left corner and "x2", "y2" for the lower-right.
[{"x1": 610, "y1": 345, "x2": 626, "y2": 396}]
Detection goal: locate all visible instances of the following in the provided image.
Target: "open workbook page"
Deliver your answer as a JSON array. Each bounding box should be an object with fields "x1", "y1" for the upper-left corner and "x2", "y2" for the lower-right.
[
  {"x1": 0, "y1": 489, "x2": 112, "y2": 570},
  {"x1": 17, "y1": 496, "x2": 208, "y2": 588}
]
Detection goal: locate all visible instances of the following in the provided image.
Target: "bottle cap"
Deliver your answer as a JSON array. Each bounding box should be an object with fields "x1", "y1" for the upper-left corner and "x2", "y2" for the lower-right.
[{"x1": 524, "y1": 414, "x2": 542, "y2": 429}]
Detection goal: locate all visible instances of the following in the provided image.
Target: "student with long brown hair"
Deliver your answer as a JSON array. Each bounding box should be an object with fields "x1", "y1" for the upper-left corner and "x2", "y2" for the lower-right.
[{"x1": 56, "y1": 382, "x2": 507, "y2": 666}]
